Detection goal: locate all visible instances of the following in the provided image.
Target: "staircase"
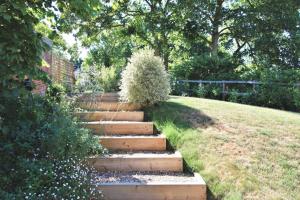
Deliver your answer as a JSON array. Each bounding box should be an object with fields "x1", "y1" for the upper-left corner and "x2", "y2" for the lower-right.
[{"x1": 76, "y1": 93, "x2": 206, "y2": 200}]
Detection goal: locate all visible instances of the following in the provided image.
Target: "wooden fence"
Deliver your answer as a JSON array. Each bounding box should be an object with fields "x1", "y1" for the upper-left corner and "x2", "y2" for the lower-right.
[
  {"x1": 44, "y1": 51, "x2": 74, "y2": 88},
  {"x1": 31, "y1": 51, "x2": 74, "y2": 95}
]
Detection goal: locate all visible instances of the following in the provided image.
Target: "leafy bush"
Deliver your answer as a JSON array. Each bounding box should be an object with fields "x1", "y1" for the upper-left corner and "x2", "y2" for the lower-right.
[
  {"x1": 0, "y1": 91, "x2": 103, "y2": 199},
  {"x1": 75, "y1": 65, "x2": 102, "y2": 92},
  {"x1": 228, "y1": 89, "x2": 240, "y2": 103},
  {"x1": 98, "y1": 66, "x2": 120, "y2": 92},
  {"x1": 196, "y1": 84, "x2": 208, "y2": 98},
  {"x1": 253, "y1": 68, "x2": 300, "y2": 111},
  {"x1": 171, "y1": 53, "x2": 238, "y2": 80},
  {"x1": 293, "y1": 88, "x2": 300, "y2": 108},
  {"x1": 120, "y1": 49, "x2": 171, "y2": 106},
  {"x1": 75, "y1": 65, "x2": 121, "y2": 93}
]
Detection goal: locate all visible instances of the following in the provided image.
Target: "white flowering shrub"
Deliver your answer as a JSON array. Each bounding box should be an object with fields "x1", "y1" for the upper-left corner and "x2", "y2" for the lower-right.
[{"x1": 120, "y1": 49, "x2": 171, "y2": 106}]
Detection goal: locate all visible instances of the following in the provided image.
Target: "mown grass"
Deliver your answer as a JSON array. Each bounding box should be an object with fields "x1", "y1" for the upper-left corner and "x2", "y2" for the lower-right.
[{"x1": 145, "y1": 96, "x2": 300, "y2": 200}]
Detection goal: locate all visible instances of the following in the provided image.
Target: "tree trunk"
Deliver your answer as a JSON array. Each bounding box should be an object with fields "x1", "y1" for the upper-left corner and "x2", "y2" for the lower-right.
[
  {"x1": 163, "y1": 51, "x2": 169, "y2": 70},
  {"x1": 210, "y1": 0, "x2": 224, "y2": 55}
]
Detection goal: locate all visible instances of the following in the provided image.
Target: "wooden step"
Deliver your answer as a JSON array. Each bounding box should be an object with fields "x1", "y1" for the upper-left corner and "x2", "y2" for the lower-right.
[
  {"x1": 75, "y1": 111, "x2": 144, "y2": 122},
  {"x1": 83, "y1": 121, "x2": 153, "y2": 135},
  {"x1": 93, "y1": 172, "x2": 206, "y2": 200},
  {"x1": 78, "y1": 102, "x2": 142, "y2": 111},
  {"x1": 77, "y1": 92, "x2": 120, "y2": 102},
  {"x1": 89, "y1": 151, "x2": 183, "y2": 172},
  {"x1": 100, "y1": 135, "x2": 166, "y2": 151}
]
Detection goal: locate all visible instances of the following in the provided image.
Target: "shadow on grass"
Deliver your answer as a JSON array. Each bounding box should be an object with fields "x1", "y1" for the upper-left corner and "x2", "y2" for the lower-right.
[
  {"x1": 145, "y1": 101, "x2": 215, "y2": 129},
  {"x1": 145, "y1": 101, "x2": 219, "y2": 200}
]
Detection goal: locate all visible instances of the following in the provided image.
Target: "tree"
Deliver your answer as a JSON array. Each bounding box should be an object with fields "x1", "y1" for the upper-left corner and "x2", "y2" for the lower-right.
[
  {"x1": 180, "y1": 0, "x2": 300, "y2": 69},
  {"x1": 71, "y1": 0, "x2": 184, "y2": 70},
  {"x1": 231, "y1": 0, "x2": 300, "y2": 68},
  {"x1": 84, "y1": 29, "x2": 134, "y2": 69},
  {"x1": 0, "y1": 0, "x2": 101, "y2": 91}
]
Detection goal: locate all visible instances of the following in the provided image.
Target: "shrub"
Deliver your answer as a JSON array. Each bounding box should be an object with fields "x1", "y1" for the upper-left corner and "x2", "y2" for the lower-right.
[
  {"x1": 228, "y1": 89, "x2": 240, "y2": 103},
  {"x1": 97, "y1": 66, "x2": 120, "y2": 92},
  {"x1": 0, "y1": 91, "x2": 103, "y2": 199},
  {"x1": 120, "y1": 49, "x2": 171, "y2": 106},
  {"x1": 196, "y1": 84, "x2": 208, "y2": 98},
  {"x1": 171, "y1": 53, "x2": 238, "y2": 81},
  {"x1": 75, "y1": 65, "x2": 102, "y2": 92},
  {"x1": 293, "y1": 87, "x2": 300, "y2": 108}
]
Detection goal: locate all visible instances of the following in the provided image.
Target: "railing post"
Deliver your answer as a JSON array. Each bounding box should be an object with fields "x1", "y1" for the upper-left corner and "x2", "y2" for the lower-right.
[
  {"x1": 178, "y1": 80, "x2": 183, "y2": 96},
  {"x1": 222, "y1": 81, "x2": 225, "y2": 100}
]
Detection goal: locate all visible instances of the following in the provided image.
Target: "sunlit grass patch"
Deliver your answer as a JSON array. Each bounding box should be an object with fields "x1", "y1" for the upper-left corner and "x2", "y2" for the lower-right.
[{"x1": 146, "y1": 96, "x2": 300, "y2": 200}]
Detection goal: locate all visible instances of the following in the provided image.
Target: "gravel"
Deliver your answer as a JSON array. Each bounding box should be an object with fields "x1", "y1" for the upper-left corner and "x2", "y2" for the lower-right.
[{"x1": 92, "y1": 171, "x2": 199, "y2": 185}]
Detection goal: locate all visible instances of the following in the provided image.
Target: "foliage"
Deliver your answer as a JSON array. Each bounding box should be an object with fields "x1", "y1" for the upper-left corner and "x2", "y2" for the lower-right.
[
  {"x1": 171, "y1": 53, "x2": 238, "y2": 80},
  {"x1": 71, "y1": 0, "x2": 184, "y2": 69},
  {"x1": 98, "y1": 66, "x2": 120, "y2": 92},
  {"x1": 293, "y1": 88, "x2": 300, "y2": 108},
  {"x1": 84, "y1": 30, "x2": 134, "y2": 69},
  {"x1": 120, "y1": 49, "x2": 171, "y2": 106},
  {"x1": 75, "y1": 65, "x2": 102, "y2": 92},
  {"x1": 174, "y1": 67, "x2": 300, "y2": 111},
  {"x1": 1, "y1": 1, "x2": 103, "y2": 198},
  {"x1": 253, "y1": 68, "x2": 300, "y2": 111},
  {"x1": 0, "y1": 0, "x2": 99, "y2": 92},
  {"x1": 75, "y1": 64, "x2": 121, "y2": 93},
  {"x1": 0, "y1": 91, "x2": 103, "y2": 199},
  {"x1": 228, "y1": 89, "x2": 240, "y2": 103}
]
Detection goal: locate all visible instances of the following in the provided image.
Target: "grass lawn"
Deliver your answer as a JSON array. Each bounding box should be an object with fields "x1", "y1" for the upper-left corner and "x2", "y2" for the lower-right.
[{"x1": 145, "y1": 96, "x2": 300, "y2": 200}]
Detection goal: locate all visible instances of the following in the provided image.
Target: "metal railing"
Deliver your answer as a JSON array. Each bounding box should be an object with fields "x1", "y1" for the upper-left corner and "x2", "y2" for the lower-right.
[{"x1": 176, "y1": 80, "x2": 300, "y2": 99}]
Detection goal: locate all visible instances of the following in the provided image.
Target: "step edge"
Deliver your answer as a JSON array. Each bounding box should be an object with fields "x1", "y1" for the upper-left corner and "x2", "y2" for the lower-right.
[
  {"x1": 193, "y1": 173, "x2": 206, "y2": 185},
  {"x1": 74, "y1": 111, "x2": 144, "y2": 114},
  {"x1": 97, "y1": 181, "x2": 206, "y2": 186},
  {"x1": 99, "y1": 134, "x2": 166, "y2": 139},
  {"x1": 89, "y1": 152, "x2": 182, "y2": 159},
  {"x1": 82, "y1": 121, "x2": 153, "y2": 124}
]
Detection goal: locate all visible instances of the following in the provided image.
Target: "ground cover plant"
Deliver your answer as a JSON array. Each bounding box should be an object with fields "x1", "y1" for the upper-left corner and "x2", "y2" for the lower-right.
[
  {"x1": 146, "y1": 96, "x2": 300, "y2": 200},
  {"x1": 0, "y1": 86, "x2": 103, "y2": 199}
]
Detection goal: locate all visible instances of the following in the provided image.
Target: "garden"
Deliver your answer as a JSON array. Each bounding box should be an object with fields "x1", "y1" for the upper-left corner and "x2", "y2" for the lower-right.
[{"x1": 1, "y1": 0, "x2": 299, "y2": 200}]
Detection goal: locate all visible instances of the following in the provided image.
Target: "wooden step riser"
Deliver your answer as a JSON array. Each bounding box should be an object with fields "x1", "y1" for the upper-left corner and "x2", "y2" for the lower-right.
[
  {"x1": 77, "y1": 93, "x2": 119, "y2": 102},
  {"x1": 79, "y1": 102, "x2": 142, "y2": 111},
  {"x1": 89, "y1": 157, "x2": 183, "y2": 172},
  {"x1": 77, "y1": 96, "x2": 119, "y2": 102},
  {"x1": 75, "y1": 112, "x2": 144, "y2": 122},
  {"x1": 100, "y1": 137, "x2": 166, "y2": 151},
  {"x1": 84, "y1": 123, "x2": 153, "y2": 135},
  {"x1": 98, "y1": 184, "x2": 206, "y2": 200},
  {"x1": 78, "y1": 97, "x2": 119, "y2": 102}
]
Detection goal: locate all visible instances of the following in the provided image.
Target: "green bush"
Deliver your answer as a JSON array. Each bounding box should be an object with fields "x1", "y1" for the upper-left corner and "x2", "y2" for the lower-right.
[
  {"x1": 120, "y1": 49, "x2": 171, "y2": 106},
  {"x1": 0, "y1": 91, "x2": 103, "y2": 199},
  {"x1": 293, "y1": 87, "x2": 300, "y2": 108},
  {"x1": 253, "y1": 68, "x2": 300, "y2": 111},
  {"x1": 98, "y1": 66, "x2": 120, "y2": 92},
  {"x1": 75, "y1": 65, "x2": 102, "y2": 92},
  {"x1": 196, "y1": 84, "x2": 208, "y2": 98},
  {"x1": 228, "y1": 89, "x2": 240, "y2": 103},
  {"x1": 171, "y1": 53, "x2": 238, "y2": 80},
  {"x1": 47, "y1": 83, "x2": 66, "y2": 102}
]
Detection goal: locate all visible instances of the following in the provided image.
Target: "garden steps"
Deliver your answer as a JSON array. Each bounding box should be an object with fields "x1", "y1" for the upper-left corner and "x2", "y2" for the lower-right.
[
  {"x1": 77, "y1": 92, "x2": 120, "y2": 102},
  {"x1": 74, "y1": 111, "x2": 144, "y2": 122},
  {"x1": 82, "y1": 121, "x2": 153, "y2": 135},
  {"x1": 93, "y1": 172, "x2": 206, "y2": 200},
  {"x1": 100, "y1": 135, "x2": 166, "y2": 151},
  {"x1": 78, "y1": 92, "x2": 206, "y2": 199},
  {"x1": 88, "y1": 151, "x2": 183, "y2": 172}
]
